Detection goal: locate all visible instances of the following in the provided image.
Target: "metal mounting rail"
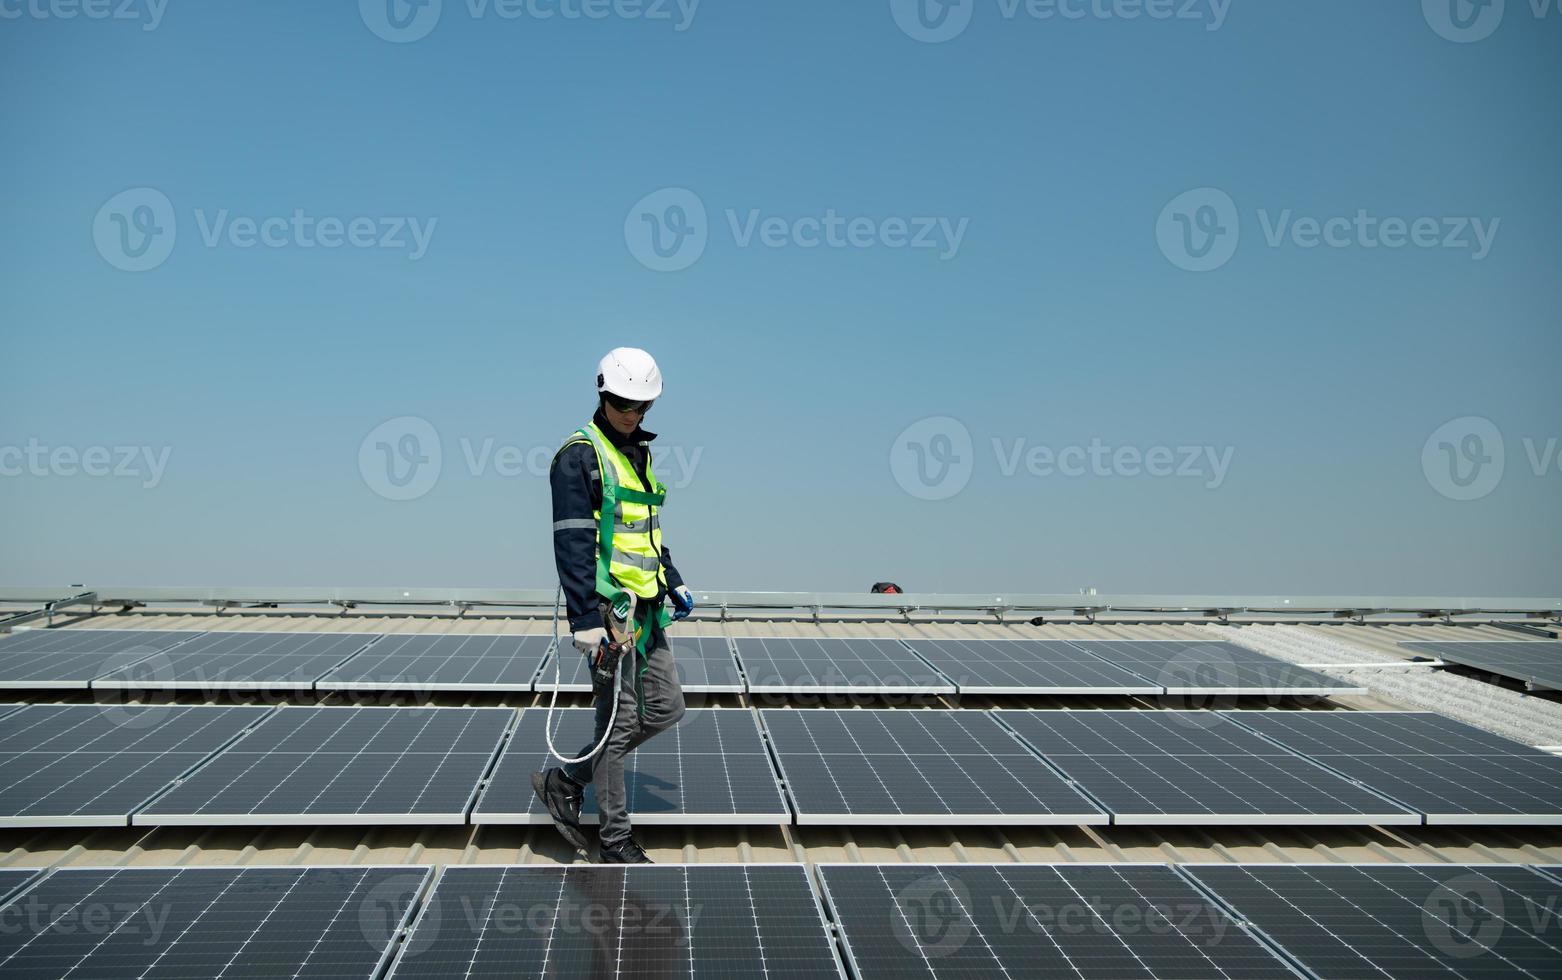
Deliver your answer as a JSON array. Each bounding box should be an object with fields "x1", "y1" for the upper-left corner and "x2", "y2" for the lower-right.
[
  {"x1": 0, "y1": 591, "x2": 99, "y2": 631},
  {"x1": 0, "y1": 587, "x2": 1556, "y2": 624}
]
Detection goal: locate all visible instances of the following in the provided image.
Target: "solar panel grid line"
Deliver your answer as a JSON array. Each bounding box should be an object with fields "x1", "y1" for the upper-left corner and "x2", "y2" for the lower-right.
[
  {"x1": 384, "y1": 864, "x2": 848, "y2": 980},
  {"x1": 0, "y1": 865, "x2": 429, "y2": 980},
  {"x1": 90, "y1": 631, "x2": 386, "y2": 692},
  {"x1": 1181, "y1": 863, "x2": 1562, "y2": 980},
  {"x1": 472, "y1": 708, "x2": 789, "y2": 824},
  {"x1": 133, "y1": 706, "x2": 514, "y2": 826},
  {"x1": 117, "y1": 705, "x2": 283, "y2": 825},
  {"x1": 1224, "y1": 711, "x2": 1562, "y2": 825},
  {"x1": 734, "y1": 636, "x2": 957, "y2": 695},
  {"x1": 1401, "y1": 639, "x2": 1562, "y2": 692},
  {"x1": 534, "y1": 636, "x2": 747, "y2": 694},
  {"x1": 891, "y1": 636, "x2": 968, "y2": 693},
  {"x1": 316, "y1": 634, "x2": 555, "y2": 693},
  {"x1": 815, "y1": 863, "x2": 1302, "y2": 980},
  {"x1": 1061, "y1": 638, "x2": 1366, "y2": 696},
  {"x1": 760, "y1": 709, "x2": 1107, "y2": 826},
  {"x1": 0, "y1": 704, "x2": 276, "y2": 828},
  {"x1": 901, "y1": 636, "x2": 1167, "y2": 695},
  {"x1": 982, "y1": 710, "x2": 1122, "y2": 819},
  {"x1": 994, "y1": 710, "x2": 1422, "y2": 826},
  {"x1": 0, "y1": 869, "x2": 39, "y2": 907},
  {"x1": 0, "y1": 629, "x2": 208, "y2": 689},
  {"x1": 1165, "y1": 864, "x2": 1320, "y2": 979}
]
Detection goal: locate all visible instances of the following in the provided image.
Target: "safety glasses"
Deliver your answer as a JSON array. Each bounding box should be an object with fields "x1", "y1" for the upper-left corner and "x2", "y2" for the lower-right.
[{"x1": 603, "y1": 392, "x2": 654, "y2": 415}]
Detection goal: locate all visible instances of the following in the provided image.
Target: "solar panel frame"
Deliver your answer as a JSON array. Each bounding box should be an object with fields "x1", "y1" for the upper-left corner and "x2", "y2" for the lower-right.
[
  {"x1": 995, "y1": 710, "x2": 1420, "y2": 826},
  {"x1": 534, "y1": 636, "x2": 747, "y2": 694},
  {"x1": 1227, "y1": 710, "x2": 1562, "y2": 825},
  {"x1": 759, "y1": 709, "x2": 1107, "y2": 826},
  {"x1": 91, "y1": 630, "x2": 381, "y2": 692},
  {"x1": 472, "y1": 707, "x2": 790, "y2": 825},
  {"x1": 0, "y1": 864, "x2": 429, "y2": 980},
  {"x1": 734, "y1": 636, "x2": 956, "y2": 695},
  {"x1": 1065, "y1": 638, "x2": 1367, "y2": 696},
  {"x1": 314, "y1": 633, "x2": 552, "y2": 692},
  {"x1": 134, "y1": 705, "x2": 514, "y2": 826},
  {"x1": 0, "y1": 629, "x2": 205, "y2": 689},
  {"x1": 902, "y1": 637, "x2": 1163, "y2": 695},
  {"x1": 385, "y1": 863, "x2": 847, "y2": 980},
  {"x1": 1402, "y1": 639, "x2": 1562, "y2": 692},
  {"x1": 0, "y1": 703, "x2": 274, "y2": 827},
  {"x1": 0, "y1": 868, "x2": 38, "y2": 905},
  {"x1": 1181, "y1": 863, "x2": 1562, "y2": 980},
  {"x1": 817, "y1": 863, "x2": 1300, "y2": 980}
]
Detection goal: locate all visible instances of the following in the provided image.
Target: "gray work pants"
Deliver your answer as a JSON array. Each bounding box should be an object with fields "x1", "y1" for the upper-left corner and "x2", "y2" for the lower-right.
[{"x1": 561, "y1": 605, "x2": 685, "y2": 845}]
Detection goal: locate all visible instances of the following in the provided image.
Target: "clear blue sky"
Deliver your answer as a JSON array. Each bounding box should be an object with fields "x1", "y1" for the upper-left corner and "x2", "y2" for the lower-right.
[{"x1": 2, "y1": 1, "x2": 1558, "y2": 596}]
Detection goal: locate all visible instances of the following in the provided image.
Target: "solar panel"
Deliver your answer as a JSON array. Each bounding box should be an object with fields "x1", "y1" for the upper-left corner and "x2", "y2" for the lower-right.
[
  {"x1": 1230, "y1": 710, "x2": 1562, "y2": 824},
  {"x1": 0, "y1": 865, "x2": 427, "y2": 979},
  {"x1": 1186, "y1": 864, "x2": 1562, "y2": 979},
  {"x1": 1066, "y1": 639, "x2": 1365, "y2": 695},
  {"x1": 386, "y1": 864, "x2": 844, "y2": 979},
  {"x1": 136, "y1": 706, "x2": 512, "y2": 825},
  {"x1": 760, "y1": 709, "x2": 1105, "y2": 825},
  {"x1": 819, "y1": 863, "x2": 1295, "y2": 979},
  {"x1": 0, "y1": 629, "x2": 200, "y2": 689},
  {"x1": 0, "y1": 704, "x2": 269, "y2": 827},
  {"x1": 315, "y1": 633, "x2": 550, "y2": 692},
  {"x1": 735, "y1": 637, "x2": 955, "y2": 695},
  {"x1": 0, "y1": 869, "x2": 37, "y2": 904},
  {"x1": 92, "y1": 631, "x2": 379, "y2": 692},
  {"x1": 1402, "y1": 640, "x2": 1562, "y2": 692},
  {"x1": 473, "y1": 708, "x2": 788, "y2": 824},
  {"x1": 536, "y1": 636, "x2": 745, "y2": 694},
  {"x1": 996, "y1": 710, "x2": 1417, "y2": 825},
  {"x1": 903, "y1": 638, "x2": 1161, "y2": 694}
]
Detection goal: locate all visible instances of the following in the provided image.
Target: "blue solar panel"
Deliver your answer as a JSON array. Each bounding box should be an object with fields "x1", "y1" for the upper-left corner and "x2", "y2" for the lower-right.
[
  {"x1": 93, "y1": 631, "x2": 378, "y2": 691},
  {"x1": 0, "y1": 866, "x2": 427, "y2": 979},
  {"x1": 0, "y1": 704, "x2": 270, "y2": 827},
  {"x1": 136, "y1": 706, "x2": 512, "y2": 825},
  {"x1": 0, "y1": 630, "x2": 200, "y2": 689},
  {"x1": 473, "y1": 708, "x2": 788, "y2": 824}
]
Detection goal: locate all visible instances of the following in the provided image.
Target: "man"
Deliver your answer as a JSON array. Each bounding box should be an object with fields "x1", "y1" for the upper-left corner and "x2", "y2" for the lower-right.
[{"x1": 532, "y1": 347, "x2": 694, "y2": 865}]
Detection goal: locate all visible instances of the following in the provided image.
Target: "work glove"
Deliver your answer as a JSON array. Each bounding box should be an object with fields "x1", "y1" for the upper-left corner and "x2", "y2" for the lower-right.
[
  {"x1": 572, "y1": 627, "x2": 609, "y2": 657},
  {"x1": 669, "y1": 586, "x2": 695, "y2": 621}
]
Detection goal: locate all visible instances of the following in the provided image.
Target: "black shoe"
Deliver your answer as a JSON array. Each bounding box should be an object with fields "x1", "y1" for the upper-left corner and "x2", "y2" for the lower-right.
[
  {"x1": 597, "y1": 837, "x2": 653, "y2": 864},
  {"x1": 531, "y1": 768, "x2": 589, "y2": 855}
]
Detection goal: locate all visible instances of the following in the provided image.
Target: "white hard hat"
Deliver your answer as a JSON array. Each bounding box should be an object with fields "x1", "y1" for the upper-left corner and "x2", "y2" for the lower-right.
[{"x1": 596, "y1": 347, "x2": 663, "y2": 401}]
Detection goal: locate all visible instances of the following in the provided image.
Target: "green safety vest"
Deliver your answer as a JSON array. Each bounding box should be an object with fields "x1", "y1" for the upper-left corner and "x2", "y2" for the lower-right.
[{"x1": 557, "y1": 422, "x2": 674, "y2": 653}]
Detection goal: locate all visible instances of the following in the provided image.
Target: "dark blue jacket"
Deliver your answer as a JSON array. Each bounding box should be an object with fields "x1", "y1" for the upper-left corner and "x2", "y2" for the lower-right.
[{"x1": 550, "y1": 406, "x2": 685, "y2": 632}]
